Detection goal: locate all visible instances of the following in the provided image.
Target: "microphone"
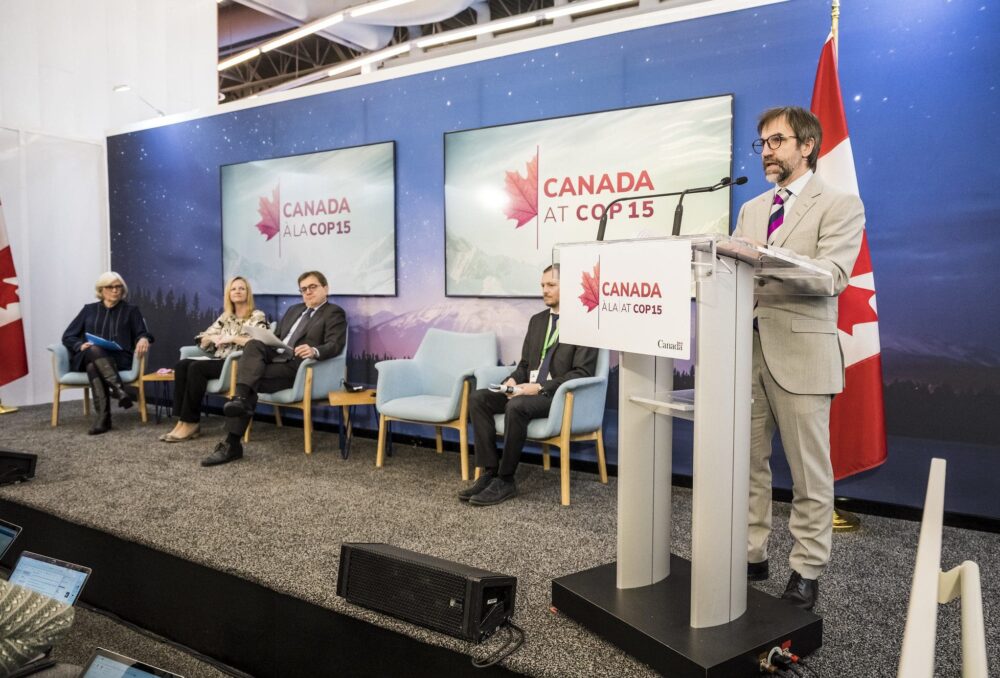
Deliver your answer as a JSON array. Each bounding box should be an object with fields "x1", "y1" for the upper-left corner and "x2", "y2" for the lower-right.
[
  {"x1": 595, "y1": 176, "x2": 747, "y2": 241},
  {"x1": 670, "y1": 176, "x2": 747, "y2": 237}
]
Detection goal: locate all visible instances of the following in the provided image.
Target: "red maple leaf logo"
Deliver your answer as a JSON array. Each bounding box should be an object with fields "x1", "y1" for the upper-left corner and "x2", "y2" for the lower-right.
[
  {"x1": 0, "y1": 278, "x2": 18, "y2": 310},
  {"x1": 837, "y1": 284, "x2": 878, "y2": 335},
  {"x1": 255, "y1": 185, "x2": 281, "y2": 241},
  {"x1": 502, "y1": 153, "x2": 538, "y2": 228},
  {"x1": 579, "y1": 261, "x2": 600, "y2": 313}
]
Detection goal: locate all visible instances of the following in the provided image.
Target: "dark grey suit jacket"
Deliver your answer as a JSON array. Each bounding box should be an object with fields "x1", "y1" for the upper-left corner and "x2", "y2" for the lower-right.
[
  {"x1": 507, "y1": 309, "x2": 598, "y2": 396},
  {"x1": 276, "y1": 301, "x2": 347, "y2": 361}
]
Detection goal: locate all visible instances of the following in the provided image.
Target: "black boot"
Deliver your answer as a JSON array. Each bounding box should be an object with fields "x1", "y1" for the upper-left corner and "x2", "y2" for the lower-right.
[
  {"x1": 93, "y1": 357, "x2": 133, "y2": 409},
  {"x1": 87, "y1": 371, "x2": 112, "y2": 435}
]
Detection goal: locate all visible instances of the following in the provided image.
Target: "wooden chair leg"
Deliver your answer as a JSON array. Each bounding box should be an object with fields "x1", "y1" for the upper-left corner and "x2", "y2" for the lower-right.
[
  {"x1": 474, "y1": 467, "x2": 481, "y2": 480},
  {"x1": 435, "y1": 427, "x2": 443, "y2": 454},
  {"x1": 244, "y1": 419, "x2": 253, "y2": 443},
  {"x1": 459, "y1": 423, "x2": 469, "y2": 481},
  {"x1": 542, "y1": 443, "x2": 551, "y2": 471},
  {"x1": 596, "y1": 428, "x2": 608, "y2": 484},
  {"x1": 376, "y1": 415, "x2": 387, "y2": 468},
  {"x1": 303, "y1": 402, "x2": 313, "y2": 455},
  {"x1": 274, "y1": 406, "x2": 283, "y2": 427},
  {"x1": 83, "y1": 387, "x2": 91, "y2": 416},
  {"x1": 51, "y1": 385, "x2": 60, "y2": 427},
  {"x1": 137, "y1": 381, "x2": 148, "y2": 423},
  {"x1": 559, "y1": 392, "x2": 575, "y2": 506}
]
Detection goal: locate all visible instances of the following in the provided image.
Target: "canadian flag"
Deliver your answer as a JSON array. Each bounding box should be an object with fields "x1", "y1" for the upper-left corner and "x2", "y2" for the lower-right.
[
  {"x1": 0, "y1": 198, "x2": 29, "y2": 387},
  {"x1": 811, "y1": 34, "x2": 888, "y2": 479}
]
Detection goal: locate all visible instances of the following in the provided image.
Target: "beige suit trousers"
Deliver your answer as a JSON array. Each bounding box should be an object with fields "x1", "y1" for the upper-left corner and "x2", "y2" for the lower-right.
[{"x1": 748, "y1": 331, "x2": 834, "y2": 580}]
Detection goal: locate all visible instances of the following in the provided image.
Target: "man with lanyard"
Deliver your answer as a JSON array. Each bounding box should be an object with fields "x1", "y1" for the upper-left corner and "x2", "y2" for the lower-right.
[
  {"x1": 461, "y1": 264, "x2": 598, "y2": 506},
  {"x1": 734, "y1": 106, "x2": 863, "y2": 610}
]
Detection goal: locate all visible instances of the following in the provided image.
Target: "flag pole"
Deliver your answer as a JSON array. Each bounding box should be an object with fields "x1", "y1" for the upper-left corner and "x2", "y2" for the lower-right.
[{"x1": 828, "y1": 0, "x2": 860, "y2": 533}]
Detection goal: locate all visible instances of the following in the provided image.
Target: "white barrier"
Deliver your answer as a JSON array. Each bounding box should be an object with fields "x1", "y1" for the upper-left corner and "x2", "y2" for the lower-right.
[{"x1": 897, "y1": 458, "x2": 988, "y2": 677}]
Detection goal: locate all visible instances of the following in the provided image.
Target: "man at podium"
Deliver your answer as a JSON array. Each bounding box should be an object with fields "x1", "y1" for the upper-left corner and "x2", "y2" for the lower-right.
[
  {"x1": 734, "y1": 106, "x2": 864, "y2": 611},
  {"x1": 461, "y1": 264, "x2": 598, "y2": 506}
]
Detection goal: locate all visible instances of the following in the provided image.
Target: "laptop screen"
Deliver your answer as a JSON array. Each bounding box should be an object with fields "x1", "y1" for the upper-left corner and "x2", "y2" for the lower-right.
[
  {"x1": 81, "y1": 648, "x2": 184, "y2": 678},
  {"x1": 0, "y1": 519, "x2": 20, "y2": 559},
  {"x1": 8, "y1": 551, "x2": 90, "y2": 605}
]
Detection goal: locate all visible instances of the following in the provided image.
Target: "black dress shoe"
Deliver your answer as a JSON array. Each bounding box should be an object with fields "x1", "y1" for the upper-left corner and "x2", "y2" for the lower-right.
[
  {"x1": 201, "y1": 440, "x2": 244, "y2": 467},
  {"x1": 223, "y1": 397, "x2": 249, "y2": 418},
  {"x1": 781, "y1": 571, "x2": 818, "y2": 611},
  {"x1": 747, "y1": 559, "x2": 769, "y2": 581},
  {"x1": 458, "y1": 471, "x2": 496, "y2": 501},
  {"x1": 468, "y1": 477, "x2": 517, "y2": 506}
]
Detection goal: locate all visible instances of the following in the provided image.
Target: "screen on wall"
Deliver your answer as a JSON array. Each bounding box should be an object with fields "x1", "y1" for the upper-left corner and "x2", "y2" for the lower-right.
[
  {"x1": 221, "y1": 141, "x2": 396, "y2": 295},
  {"x1": 445, "y1": 95, "x2": 733, "y2": 296}
]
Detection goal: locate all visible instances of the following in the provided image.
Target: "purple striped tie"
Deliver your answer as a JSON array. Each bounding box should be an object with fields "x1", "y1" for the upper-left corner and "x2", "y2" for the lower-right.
[{"x1": 767, "y1": 188, "x2": 790, "y2": 244}]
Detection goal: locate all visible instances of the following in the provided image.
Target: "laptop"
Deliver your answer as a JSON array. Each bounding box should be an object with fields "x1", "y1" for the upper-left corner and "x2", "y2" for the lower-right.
[
  {"x1": 80, "y1": 647, "x2": 184, "y2": 678},
  {"x1": 0, "y1": 518, "x2": 21, "y2": 559},
  {"x1": 7, "y1": 551, "x2": 91, "y2": 605}
]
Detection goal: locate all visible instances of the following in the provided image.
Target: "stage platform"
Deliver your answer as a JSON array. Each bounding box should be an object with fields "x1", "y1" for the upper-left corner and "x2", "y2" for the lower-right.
[{"x1": 1, "y1": 404, "x2": 997, "y2": 677}]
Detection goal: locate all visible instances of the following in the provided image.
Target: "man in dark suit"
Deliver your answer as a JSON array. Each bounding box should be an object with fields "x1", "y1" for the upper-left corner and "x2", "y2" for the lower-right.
[
  {"x1": 461, "y1": 264, "x2": 598, "y2": 506},
  {"x1": 201, "y1": 270, "x2": 347, "y2": 467}
]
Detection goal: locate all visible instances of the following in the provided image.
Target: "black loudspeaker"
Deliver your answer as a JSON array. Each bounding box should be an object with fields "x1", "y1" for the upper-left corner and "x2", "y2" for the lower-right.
[
  {"x1": 0, "y1": 449, "x2": 36, "y2": 486},
  {"x1": 337, "y1": 543, "x2": 516, "y2": 642}
]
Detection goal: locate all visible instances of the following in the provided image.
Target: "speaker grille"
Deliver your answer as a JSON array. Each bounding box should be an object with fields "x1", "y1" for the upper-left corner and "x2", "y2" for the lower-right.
[{"x1": 344, "y1": 549, "x2": 466, "y2": 635}]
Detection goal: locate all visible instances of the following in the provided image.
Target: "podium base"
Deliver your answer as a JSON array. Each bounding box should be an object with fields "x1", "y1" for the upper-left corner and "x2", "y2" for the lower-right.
[{"x1": 552, "y1": 555, "x2": 822, "y2": 678}]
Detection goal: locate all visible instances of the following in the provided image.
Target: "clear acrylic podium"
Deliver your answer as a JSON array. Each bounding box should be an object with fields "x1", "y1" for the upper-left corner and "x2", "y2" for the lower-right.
[{"x1": 551, "y1": 235, "x2": 832, "y2": 677}]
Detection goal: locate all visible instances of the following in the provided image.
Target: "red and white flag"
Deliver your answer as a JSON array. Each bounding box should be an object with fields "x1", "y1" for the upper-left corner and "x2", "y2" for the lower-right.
[
  {"x1": 0, "y1": 198, "x2": 29, "y2": 387},
  {"x1": 811, "y1": 33, "x2": 887, "y2": 479}
]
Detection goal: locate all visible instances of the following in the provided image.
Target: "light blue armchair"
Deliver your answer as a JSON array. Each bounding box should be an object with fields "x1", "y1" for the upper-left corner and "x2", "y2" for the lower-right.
[
  {"x1": 375, "y1": 329, "x2": 498, "y2": 480},
  {"x1": 473, "y1": 349, "x2": 610, "y2": 506},
  {"x1": 47, "y1": 343, "x2": 146, "y2": 427},
  {"x1": 177, "y1": 345, "x2": 242, "y2": 398},
  {"x1": 245, "y1": 336, "x2": 348, "y2": 455}
]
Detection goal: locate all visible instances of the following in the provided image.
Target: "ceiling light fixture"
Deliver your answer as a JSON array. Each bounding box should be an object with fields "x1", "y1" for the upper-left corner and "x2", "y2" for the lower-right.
[
  {"x1": 327, "y1": 43, "x2": 411, "y2": 78},
  {"x1": 348, "y1": 0, "x2": 418, "y2": 18},
  {"x1": 415, "y1": 14, "x2": 541, "y2": 49},
  {"x1": 543, "y1": 0, "x2": 637, "y2": 20},
  {"x1": 261, "y1": 13, "x2": 346, "y2": 53},
  {"x1": 218, "y1": 48, "x2": 261, "y2": 71}
]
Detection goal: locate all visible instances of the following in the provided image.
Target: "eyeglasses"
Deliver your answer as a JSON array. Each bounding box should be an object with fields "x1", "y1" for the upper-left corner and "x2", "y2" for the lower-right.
[
  {"x1": 103, "y1": 284, "x2": 124, "y2": 291},
  {"x1": 299, "y1": 284, "x2": 322, "y2": 294},
  {"x1": 752, "y1": 134, "x2": 798, "y2": 154}
]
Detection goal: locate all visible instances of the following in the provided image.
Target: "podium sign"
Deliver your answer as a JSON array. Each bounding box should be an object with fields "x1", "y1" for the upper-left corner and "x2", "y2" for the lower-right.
[{"x1": 558, "y1": 239, "x2": 692, "y2": 359}]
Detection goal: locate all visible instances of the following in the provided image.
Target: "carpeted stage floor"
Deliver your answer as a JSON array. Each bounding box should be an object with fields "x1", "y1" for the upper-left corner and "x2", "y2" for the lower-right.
[{"x1": 0, "y1": 403, "x2": 996, "y2": 677}]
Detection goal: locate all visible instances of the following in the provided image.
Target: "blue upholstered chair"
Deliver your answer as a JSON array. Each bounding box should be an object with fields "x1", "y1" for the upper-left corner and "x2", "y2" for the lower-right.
[
  {"x1": 473, "y1": 349, "x2": 610, "y2": 506},
  {"x1": 374, "y1": 329, "x2": 498, "y2": 480},
  {"x1": 176, "y1": 345, "x2": 242, "y2": 398},
  {"x1": 244, "y1": 336, "x2": 348, "y2": 455},
  {"x1": 47, "y1": 344, "x2": 147, "y2": 426}
]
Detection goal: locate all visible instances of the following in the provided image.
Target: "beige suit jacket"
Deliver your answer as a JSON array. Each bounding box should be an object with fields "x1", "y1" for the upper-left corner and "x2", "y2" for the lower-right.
[{"x1": 733, "y1": 174, "x2": 864, "y2": 395}]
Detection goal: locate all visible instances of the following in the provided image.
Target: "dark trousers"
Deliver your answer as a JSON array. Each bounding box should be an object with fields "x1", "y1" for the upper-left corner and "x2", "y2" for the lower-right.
[
  {"x1": 469, "y1": 388, "x2": 553, "y2": 477},
  {"x1": 79, "y1": 346, "x2": 113, "y2": 399},
  {"x1": 172, "y1": 358, "x2": 224, "y2": 423},
  {"x1": 225, "y1": 340, "x2": 300, "y2": 436}
]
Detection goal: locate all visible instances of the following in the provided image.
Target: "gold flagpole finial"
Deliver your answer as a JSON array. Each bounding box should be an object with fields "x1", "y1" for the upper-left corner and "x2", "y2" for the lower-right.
[{"x1": 0, "y1": 398, "x2": 19, "y2": 415}]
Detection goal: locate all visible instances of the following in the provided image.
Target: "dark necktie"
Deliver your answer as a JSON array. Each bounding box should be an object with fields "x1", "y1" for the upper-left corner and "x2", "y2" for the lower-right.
[
  {"x1": 536, "y1": 314, "x2": 559, "y2": 383},
  {"x1": 285, "y1": 308, "x2": 315, "y2": 347}
]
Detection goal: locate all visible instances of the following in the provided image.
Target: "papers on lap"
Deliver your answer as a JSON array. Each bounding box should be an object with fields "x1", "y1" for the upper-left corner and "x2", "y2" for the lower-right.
[
  {"x1": 244, "y1": 325, "x2": 293, "y2": 352},
  {"x1": 85, "y1": 332, "x2": 123, "y2": 351}
]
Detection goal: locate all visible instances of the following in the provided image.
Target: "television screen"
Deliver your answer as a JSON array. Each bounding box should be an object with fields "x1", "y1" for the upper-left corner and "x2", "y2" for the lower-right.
[
  {"x1": 221, "y1": 141, "x2": 396, "y2": 295},
  {"x1": 445, "y1": 95, "x2": 733, "y2": 296}
]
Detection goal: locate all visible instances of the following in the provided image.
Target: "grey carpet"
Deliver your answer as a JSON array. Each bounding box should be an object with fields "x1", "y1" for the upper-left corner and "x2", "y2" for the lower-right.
[{"x1": 0, "y1": 403, "x2": 996, "y2": 677}]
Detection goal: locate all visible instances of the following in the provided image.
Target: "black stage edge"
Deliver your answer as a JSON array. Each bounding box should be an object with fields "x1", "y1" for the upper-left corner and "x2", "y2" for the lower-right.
[
  {"x1": 0, "y1": 499, "x2": 521, "y2": 678},
  {"x1": 552, "y1": 555, "x2": 821, "y2": 678}
]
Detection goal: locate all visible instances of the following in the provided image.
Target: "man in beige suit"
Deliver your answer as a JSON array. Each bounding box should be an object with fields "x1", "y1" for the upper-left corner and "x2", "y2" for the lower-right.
[{"x1": 734, "y1": 106, "x2": 864, "y2": 611}]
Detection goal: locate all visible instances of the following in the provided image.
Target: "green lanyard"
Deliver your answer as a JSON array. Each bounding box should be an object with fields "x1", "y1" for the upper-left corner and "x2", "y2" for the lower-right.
[{"x1": 540, "y1": 315, "x2": 559, "y2": 362}]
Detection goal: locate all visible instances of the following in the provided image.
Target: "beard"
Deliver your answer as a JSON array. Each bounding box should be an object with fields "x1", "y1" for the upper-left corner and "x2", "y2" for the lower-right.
[{"x1": 763, "y1": 157, "x2": 793, "y2": 184}]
